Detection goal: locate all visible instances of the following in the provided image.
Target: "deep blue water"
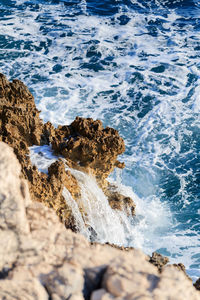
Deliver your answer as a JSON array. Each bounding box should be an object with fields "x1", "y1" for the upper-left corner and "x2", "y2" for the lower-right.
[{"x1": 0, "y1": 0, "x2": 200, "y2": 278}]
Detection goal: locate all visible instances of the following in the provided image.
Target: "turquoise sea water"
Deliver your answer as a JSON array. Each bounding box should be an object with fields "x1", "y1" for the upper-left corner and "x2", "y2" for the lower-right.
[{"x1": 1, "y1": 0, "x2": 200, "y2": 279}]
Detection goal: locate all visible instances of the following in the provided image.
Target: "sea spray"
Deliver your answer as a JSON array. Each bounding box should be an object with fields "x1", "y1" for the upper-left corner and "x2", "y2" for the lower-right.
[
  {"x1": 62, "y1": 187, "x2": 90, "y2": 239},
  {"x1": 29, "y1": 145, "x2": 58, "y2": 174},
  {"x1": 108, "y1": 172, "x2": 174, "y2": 251}
]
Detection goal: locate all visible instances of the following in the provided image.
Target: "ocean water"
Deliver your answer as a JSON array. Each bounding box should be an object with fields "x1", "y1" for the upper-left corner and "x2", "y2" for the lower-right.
[{"x1": 1, "y1": 0, "x2": 200, "y2": 279}]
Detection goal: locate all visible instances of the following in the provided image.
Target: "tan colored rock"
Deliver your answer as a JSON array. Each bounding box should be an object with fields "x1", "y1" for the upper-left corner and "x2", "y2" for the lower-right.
[
  {"x1": 0, "y1": 230, "x2": 18, "y2": 271},
  {"x1": 0, "y1": 142, "x2": 29, "y2": 234},
  {"x1": 42, "y1": 262, "x2": 84, "y2": 300},
  {"x1": 52, "y1": 117, "x2": 125, "y2": 183},
  {"x1": 101, "y1": 253, "x2": 200, "y2": 300},
  {"x1": 0, "y1": 267, "x2": 48, "y2": 300},
  {"x1": 153, "y1": 266, "x2": 199, "y2": 300},
  {"x1": 103, "y1": 254, "x2": 158, "y2": 298}
]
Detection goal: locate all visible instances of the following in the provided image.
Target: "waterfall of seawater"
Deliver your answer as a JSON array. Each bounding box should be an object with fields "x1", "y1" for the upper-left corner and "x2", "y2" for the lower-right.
[{"x1": 63, "y1": 168, "x2": 134, "y2": 245}]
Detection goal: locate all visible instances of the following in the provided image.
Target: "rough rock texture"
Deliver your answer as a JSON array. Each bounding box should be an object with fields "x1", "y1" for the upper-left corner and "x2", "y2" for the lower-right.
[
  {"x1": 51, "y1": 117, "x2": 125, "y2": 183},
  {"x1": 104, "y1": 183, "x2": 135, "y2": 216},
  {"x1": 149, "y1": 252, "x2": 169, "y2": 272},
  {"x1": 0, "y1": 142, "x2": 199, "y2": 300},
  {"x1": 172, "y1": 263, "x2": 192, "y2": 281},
  {"x1": 0, "y1": 73, "x2": 135, "y2": 225},
  {"x1": 0, "y1": 73, "x2": 77, "y2": 225}
]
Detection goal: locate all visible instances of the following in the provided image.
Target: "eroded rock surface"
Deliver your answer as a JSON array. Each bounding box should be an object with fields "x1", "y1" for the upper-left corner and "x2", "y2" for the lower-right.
[
  {"x1": 149, "y1": 252, "x2": 169, "y2": 273},
  {"x1": 0, "y1": 73, "x2": 134, "y2": 225},
  {"x1": 51, "y1": 117, "x2": 125, "y2": 182},
  {"x1": 0, "y1": 142, "x2": 199, "y2": 300}
]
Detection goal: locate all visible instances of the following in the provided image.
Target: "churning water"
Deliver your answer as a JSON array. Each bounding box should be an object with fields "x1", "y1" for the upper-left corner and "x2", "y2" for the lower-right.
[{"x1": 2, "y1": 0, "x2": 200, "y2": 279}]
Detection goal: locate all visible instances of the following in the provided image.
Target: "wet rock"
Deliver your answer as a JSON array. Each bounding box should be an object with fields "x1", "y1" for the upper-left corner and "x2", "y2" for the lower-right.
[
  {"x1": 52, "y1": 116, "x2": 125, "y2": 183},
  {"x1": 149, "y1": 252, "x2": 169, "y2": 272},
  {"x1": 104, "y1": 243, "x2": 134, "y2": 252},
  {"x1": 104, "y1": 183, "x2": 136, "y2": 216}
]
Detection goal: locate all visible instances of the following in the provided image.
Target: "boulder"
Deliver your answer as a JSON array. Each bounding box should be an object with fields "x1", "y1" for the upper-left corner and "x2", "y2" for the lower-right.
[{"x1": 52, "y1": 117, "x2": 125, "y2": 183}]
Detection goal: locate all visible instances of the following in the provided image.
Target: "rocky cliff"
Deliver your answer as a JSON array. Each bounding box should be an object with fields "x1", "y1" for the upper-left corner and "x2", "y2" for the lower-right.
[
  {"x1": 0, "y1": 73, "x2": 135, "y2": 227},
  {"x1": 0, "y1": 141, "x2": 199, "y2": 300}
]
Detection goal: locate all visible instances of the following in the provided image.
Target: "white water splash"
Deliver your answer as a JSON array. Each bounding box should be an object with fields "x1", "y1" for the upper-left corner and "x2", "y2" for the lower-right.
[
  {"x1": 62, "y1": 187, "x2": 90, "y2": 239},
  {"x1": 29, "y1": 145, "x2": 173, "y2": 251},
  {"x1": 29, "y1": 145, "x2": 58, "y2": 173},
  {"x1": 65, "y1": 167, "x2": 135, "y2": 245}
]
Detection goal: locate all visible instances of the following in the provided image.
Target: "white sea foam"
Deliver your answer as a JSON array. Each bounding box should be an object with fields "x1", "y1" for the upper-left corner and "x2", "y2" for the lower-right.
[{"x1": 29, "y1": 145, "x2": 59, "y2": 173}]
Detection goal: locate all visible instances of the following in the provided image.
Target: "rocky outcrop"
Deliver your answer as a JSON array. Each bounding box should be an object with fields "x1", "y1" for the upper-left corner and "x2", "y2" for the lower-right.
[
  {"x1": 149, "y1": 252, "x2": 169, "y2": 272},
  {"x1": 0, "y1": 142, "x2": 199, "y2": 300},
  {"x1": 104, "y1": 182, "x2": 135, "y2": 216},
  {"x1": 51, "y1": 117, "x2": 125, "y2": 183},
  {"x1": 0, "y1": 73, "x2": 135, "y2": 226}
]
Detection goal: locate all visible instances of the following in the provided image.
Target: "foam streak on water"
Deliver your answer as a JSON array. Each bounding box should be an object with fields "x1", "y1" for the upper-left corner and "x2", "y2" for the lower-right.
[{"x1": 2, "y1": 0, "x2": 200, "y2": 277}]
